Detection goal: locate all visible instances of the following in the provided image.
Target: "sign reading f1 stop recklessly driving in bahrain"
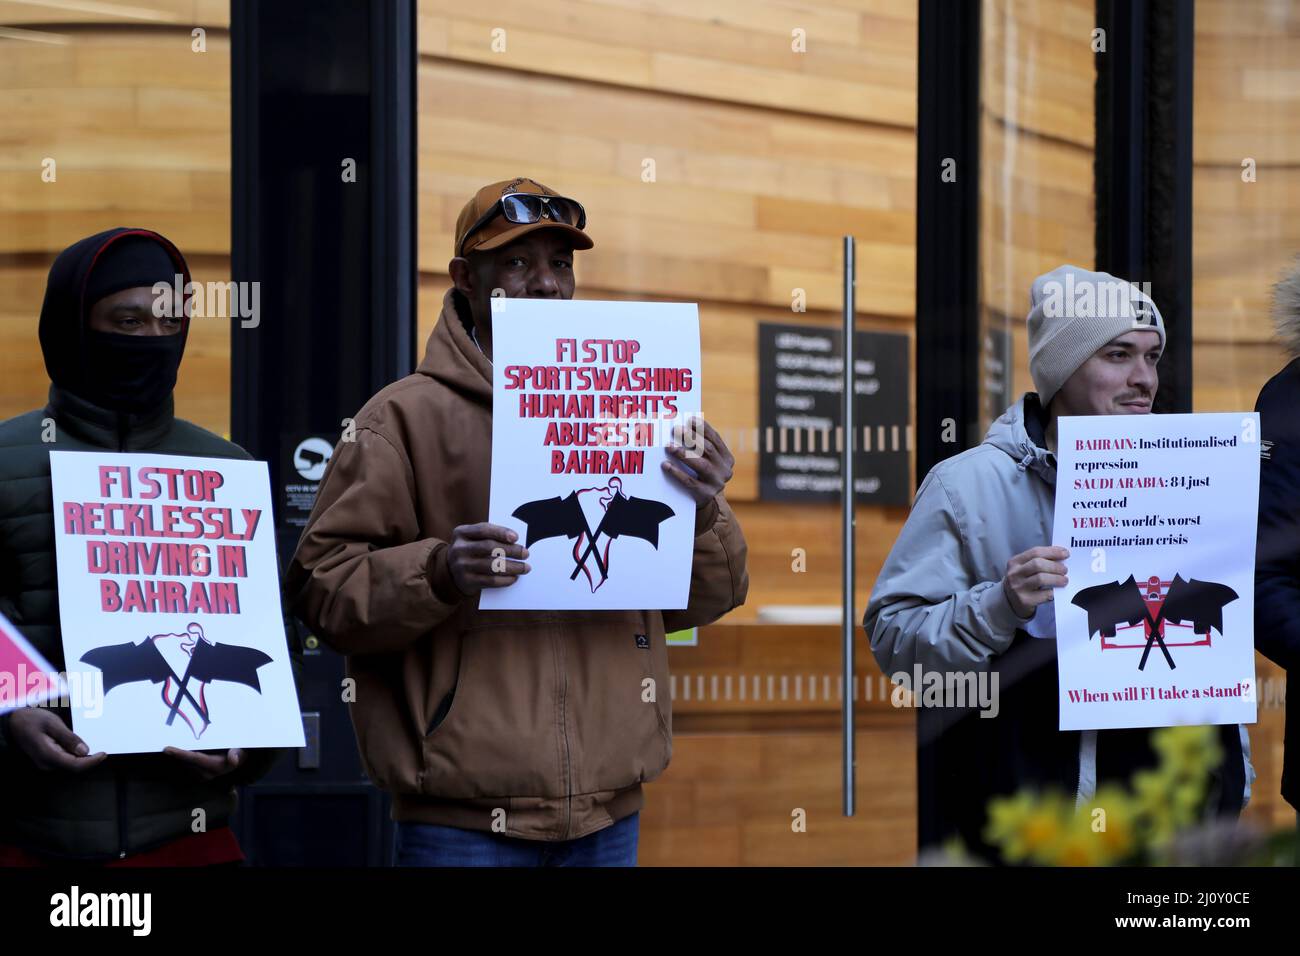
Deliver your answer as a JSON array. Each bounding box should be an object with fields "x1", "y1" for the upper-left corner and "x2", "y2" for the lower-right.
[{"x1": 49, "y1": 451, "x2": 305, "y2": 754}]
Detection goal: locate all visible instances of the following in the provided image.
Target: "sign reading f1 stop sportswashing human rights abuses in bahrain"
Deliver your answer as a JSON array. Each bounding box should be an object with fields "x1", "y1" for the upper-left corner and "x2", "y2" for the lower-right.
[
  {"x1": 1051, "y1": 413, "x2": 1259, "y2": 731},
  {"x1": 480, "y1": 299, "x2": 701, "y2": 610},
  {"x1": 49, "y1": 451, "x2": 305, "y2": 754}
]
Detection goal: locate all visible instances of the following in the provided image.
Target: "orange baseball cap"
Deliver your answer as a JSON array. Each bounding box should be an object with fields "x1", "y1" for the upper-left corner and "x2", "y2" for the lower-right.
[{"x1": 453, "y1": 177, "x2": 594, "y2": 258}]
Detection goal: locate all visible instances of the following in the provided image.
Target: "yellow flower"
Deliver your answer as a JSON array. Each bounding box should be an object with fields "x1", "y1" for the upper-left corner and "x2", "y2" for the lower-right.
[
  {"x1": 986, "y1": 791, "x2": 1070, "y2": 864},
  {"x1": 1152, "y1": 725, "x2": 1222, "y2": 782},
  {"x1": 1055, "y1": 827, "x2": 1109, "y2": 866},
  {"x1": 980, "y1": 725, "x2": 1224, "y2": 864},
  {"x1": 1021, "y1": 806, "x2": 1067, "y2": 862},
  {"x1": 1132, "y1": 769, "x2": 1199, "y2": 847},
  {"x1": 1076, "y1": 785, "x2": 1139, "y2": 863}
]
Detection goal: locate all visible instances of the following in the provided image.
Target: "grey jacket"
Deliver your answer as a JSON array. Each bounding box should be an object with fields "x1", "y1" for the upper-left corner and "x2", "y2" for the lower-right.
[
  {"x1": 866, "y1": 397, "x2": 1052, "y2": 676},
  {"x1": 864, "y1": 394, "x2": 1248, "y2": 859}
]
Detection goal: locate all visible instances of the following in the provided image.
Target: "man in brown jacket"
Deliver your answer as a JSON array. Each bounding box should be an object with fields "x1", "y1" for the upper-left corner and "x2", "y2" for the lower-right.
[{"x1": 286, "y1": 178, "x2": 748, "y2": 866}]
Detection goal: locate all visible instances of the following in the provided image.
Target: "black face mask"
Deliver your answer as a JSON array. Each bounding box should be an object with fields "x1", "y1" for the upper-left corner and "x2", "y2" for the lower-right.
[{"x1": 80, "y1": 330, "x2": 185, "y2": 414}]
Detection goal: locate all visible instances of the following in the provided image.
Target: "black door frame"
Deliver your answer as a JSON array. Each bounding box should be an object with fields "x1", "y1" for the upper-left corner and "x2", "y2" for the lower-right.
[
  {"x1": 1095, "y1": 0, "x2": 1195, "y2": 414},
  {"x1": 229, "y1": 0, "x2": 417, "y2": 866}
]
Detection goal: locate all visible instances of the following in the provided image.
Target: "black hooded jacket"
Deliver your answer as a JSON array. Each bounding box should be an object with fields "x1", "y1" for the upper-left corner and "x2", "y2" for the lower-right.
[
  {"x1": 1255, "y1": 356, "x2": 1300, "y2": 810},
  {"x1": 0, "y1": 227, "x2": 280, "y2": 861}
]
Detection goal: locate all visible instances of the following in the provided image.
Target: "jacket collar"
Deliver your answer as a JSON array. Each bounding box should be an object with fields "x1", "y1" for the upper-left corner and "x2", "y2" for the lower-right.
[
  {"x1": 416, "y1": 287, "x2": 493, "y2": 405},
  {"x1": 983, "y1": 392, "x2": 1057, "y2": 485},
  {"x1": 45, "y1": 383, "x2": 174, "y2": 451},
  {"x1": 1017, "y1": 393, "x2": 1057, "y2": 484},
  {"x1": 1023, "y1": 392, "x2": 1050, "y2": 450}
]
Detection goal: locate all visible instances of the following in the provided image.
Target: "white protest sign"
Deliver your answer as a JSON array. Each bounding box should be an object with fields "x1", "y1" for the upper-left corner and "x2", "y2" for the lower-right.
[
  {"x1": 481, "y1": 298, "x2": 701, "y2": 610},
  {"x1": 1052, "y1": 413, "x2": 1259, "y2": 731},
  {"x1": 50, "y1": 451, "x2": 304, "y2": 754}
]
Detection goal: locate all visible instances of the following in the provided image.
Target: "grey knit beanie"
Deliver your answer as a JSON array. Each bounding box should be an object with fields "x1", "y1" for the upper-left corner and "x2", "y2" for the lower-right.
[{"x1": 1027, "y1": 264, "x2": 1166, "y2": 406}]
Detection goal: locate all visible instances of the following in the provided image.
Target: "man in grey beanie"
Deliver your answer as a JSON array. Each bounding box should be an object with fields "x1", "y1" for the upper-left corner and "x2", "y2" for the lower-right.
[{"x1": 865, "y1": 264, "x2": 1248, "y2": 862}]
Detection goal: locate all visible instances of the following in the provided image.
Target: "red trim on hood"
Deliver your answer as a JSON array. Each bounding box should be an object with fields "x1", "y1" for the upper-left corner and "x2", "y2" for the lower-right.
[{"x1": 78, "y1": 228, "x2": 194, "y2": 337}]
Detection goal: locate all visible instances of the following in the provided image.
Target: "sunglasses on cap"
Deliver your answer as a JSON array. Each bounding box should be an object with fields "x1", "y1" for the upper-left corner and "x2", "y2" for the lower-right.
[{"x1": 460, "y1": 192, "x2": 587, "y2": 254}]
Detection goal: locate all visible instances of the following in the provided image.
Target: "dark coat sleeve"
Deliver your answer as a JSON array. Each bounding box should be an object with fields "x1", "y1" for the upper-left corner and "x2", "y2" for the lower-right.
[{"x1": 1254, "y1": 370, "x2": 1300, "y2": 671}]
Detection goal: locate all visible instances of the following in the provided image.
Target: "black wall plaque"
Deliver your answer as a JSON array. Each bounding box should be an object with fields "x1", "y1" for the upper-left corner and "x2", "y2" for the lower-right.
[{"x1": 757, "y1": 322, "x2": 910, "y2": 506}]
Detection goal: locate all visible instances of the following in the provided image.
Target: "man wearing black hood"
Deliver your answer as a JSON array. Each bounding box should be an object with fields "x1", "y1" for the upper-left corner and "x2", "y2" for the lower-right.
[{"x1": 0, "y1": 227, "x2": 283, "y2": 864}]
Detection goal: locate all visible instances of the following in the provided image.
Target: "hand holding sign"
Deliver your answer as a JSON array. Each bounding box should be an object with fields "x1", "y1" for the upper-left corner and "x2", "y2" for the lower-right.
[
  {"x1": 7, "y1": 708, "x2": 106, "y2": 772},
  {"x1": 663, "y1": 417, "x2": 736, "y2": 505},
  {"x1": 164, "y1": 746, "x2": 243, "y2": 780},
  {"x1": 1002, "y1": 545, "x2": 1070, "y2": 618},
  {"x1": 447, "y1": 522, "x2": 531, "y2": 595}
]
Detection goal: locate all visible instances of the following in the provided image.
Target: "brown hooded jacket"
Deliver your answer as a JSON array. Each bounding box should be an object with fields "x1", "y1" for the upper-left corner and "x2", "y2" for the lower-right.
[{"x1": 286, "y1": 288, "x2": 748, "y2": 840}]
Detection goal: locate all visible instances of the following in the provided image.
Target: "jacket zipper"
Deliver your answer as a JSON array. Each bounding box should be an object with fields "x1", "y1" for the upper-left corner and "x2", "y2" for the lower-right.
[
  {"x1": 555, "y1": 627, "x2": 572, "y2": 841},
  {"x1": 115, "y1": 416, "x2": 129, "y2": 858},
  {"x1": 1073, "y1": 730, "x2": 1093, "y2": 808},
  {"x1": 563, "y1": 670, "x2": 572, "y2": 840}
]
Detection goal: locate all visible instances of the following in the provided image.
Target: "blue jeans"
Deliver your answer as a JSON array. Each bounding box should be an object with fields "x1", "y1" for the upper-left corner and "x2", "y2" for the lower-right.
[{"x1": 393, "y1": 813, "x2": 639, "y2": 867}]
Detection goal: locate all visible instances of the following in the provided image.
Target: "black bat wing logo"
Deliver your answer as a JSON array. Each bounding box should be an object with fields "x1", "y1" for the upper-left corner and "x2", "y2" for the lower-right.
[
  {"x1": 511, "y1": 486, "x2": 676, "y2": 589},
  {"x1": 82, "y1": 629, "x2": 275, "y2": 734},
  {"x1": 1161, "y1": 575, "x2": 1238, "y2": 636},
  {"x1": 1071, "y1": 575, "x2": 1147, "y2": 638},
  {"x1": 595, "y1": 493, "x2": 675, "y2": 548},
  {"x1": 187, "y1": 639, "x2": 274, "y2": 693},
  {"x1": 512, "y1": 492, "x2": 587, "y2": 546},
  {"x1": 81, "y1": 640, "x2": 173, "y2": 692}
]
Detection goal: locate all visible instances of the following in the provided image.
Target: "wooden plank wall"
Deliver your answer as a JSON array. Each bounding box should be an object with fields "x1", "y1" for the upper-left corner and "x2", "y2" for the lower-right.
[
  {"x1": 1191, "y1": 0, "x2": 1300, "y2": 833},
  {"x1": 979, "y1": 0, "x2": 1097, "y2": 415},
  {"x1": 1192, "y1": 0, "x2": 1300, "y2": 413},
  {"x1": 0, "y1": 0, "x2": 1293, "y2": 864},
  {"x1": 415, "y1": 0, "x2": 921, "y2": 864},
  {"x1": 417, "y1": 0, "x2": 919, "y2": 628},
  {"x1": 0, "y1": 0, "x2": 233, "y2": 432}
]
